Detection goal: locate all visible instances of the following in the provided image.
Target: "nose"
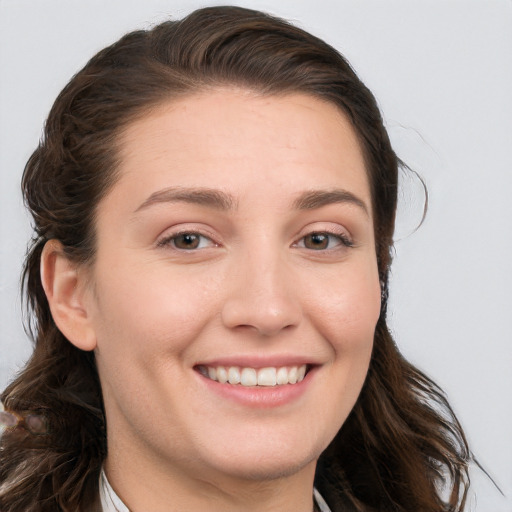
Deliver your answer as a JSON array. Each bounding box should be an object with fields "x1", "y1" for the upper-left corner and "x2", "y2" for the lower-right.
[{"x1": 221, "y1": 250, "x2": 302, "y2": 337}]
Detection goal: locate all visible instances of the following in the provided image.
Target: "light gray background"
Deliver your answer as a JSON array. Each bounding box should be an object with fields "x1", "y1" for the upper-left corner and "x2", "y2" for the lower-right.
[{"x1": 1, "y1": 1, "x2": 510, "y2": 510}]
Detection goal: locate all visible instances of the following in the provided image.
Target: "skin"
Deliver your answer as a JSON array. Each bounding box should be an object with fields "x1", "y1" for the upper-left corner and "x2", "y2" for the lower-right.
[{"x1": 43, "y1": 89, "x2": 381, "y2": 512}]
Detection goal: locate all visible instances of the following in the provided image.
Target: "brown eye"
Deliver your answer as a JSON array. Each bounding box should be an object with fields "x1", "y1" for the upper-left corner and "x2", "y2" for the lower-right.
[
  {"x1": 298, "y1": 231, "x2": 353, "y2": 251},
  {"x1": 172, "y1": 233, "x2": 201, "y2": 249},
  {"x1": 303, "y1": 233, "x2": 330, "y2": 250},
  {"x1": 157, "y1": 231, "x2": 217, "y2": 251}
]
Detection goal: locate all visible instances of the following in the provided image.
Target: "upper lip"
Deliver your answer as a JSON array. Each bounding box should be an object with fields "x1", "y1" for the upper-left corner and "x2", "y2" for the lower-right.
[{"x1": 194, "y1": 355, "x2": 320, "y2": 369}]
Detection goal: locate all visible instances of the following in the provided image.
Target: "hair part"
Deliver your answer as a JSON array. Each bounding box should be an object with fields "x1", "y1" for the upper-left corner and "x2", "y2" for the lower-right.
[{"x1": 1, "y1": 6, "x2": 469, "y2": 511}]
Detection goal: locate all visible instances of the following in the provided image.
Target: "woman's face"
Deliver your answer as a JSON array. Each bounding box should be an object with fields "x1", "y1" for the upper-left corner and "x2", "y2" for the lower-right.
[{"x1": 84, "y1": 90, "x2": 381, "y2": 483}]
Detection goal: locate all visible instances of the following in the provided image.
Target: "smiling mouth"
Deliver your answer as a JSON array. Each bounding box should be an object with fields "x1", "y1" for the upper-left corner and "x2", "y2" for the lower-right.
[{"x1": 195, "y1": 364, "x2": 309, "y2": 387}]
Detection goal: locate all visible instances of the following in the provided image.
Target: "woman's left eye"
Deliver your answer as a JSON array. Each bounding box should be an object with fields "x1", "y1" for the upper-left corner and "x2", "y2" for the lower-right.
[
  {"x1": 296, "y1": 232, "x2": 353, "y2": 250},
  {"x1": 158, "y1": 232, "x2": 216, "y2": 250}
]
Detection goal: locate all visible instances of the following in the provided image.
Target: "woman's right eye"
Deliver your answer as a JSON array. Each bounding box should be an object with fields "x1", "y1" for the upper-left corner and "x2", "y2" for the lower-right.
[{"x1": 157, "y1": 232, "x2": 216, "y2": 250}]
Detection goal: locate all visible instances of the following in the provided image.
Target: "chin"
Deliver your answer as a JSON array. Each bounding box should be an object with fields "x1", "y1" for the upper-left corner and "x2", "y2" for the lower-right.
[
  {"x1": 198, "y1": 436, "x2": 323, "y2": 483},
  {"x1": 215, "y1": 457, "x2": 317, "y2": 482}
]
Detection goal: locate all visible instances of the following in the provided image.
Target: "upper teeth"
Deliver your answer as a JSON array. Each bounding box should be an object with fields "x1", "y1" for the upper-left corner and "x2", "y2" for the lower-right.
[{"x1": 198, "y1": 365, "x2": 307, "y2": 387}]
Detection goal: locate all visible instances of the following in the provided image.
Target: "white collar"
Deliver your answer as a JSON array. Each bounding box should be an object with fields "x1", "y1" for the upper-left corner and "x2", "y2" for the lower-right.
[
  {"x1": 99, "y1": 470, "x2": 129, "y2": 512},
  {"x1": 100, "y1": 469, "x2": 332, "y2": 512},
  {"x1": 313, "y1": 487, "x2": 332, "y2": 512}
]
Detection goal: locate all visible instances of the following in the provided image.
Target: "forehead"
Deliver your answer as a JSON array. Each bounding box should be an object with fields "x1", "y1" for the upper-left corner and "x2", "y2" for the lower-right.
[{"x1": 113, "y1": 89, "x2": 371, "y2": 212}]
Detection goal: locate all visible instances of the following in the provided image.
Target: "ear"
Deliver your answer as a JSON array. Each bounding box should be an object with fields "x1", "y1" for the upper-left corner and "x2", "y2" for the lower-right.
[{"x1": 41, "y1": 240, "x2": 97, "y2": 351}]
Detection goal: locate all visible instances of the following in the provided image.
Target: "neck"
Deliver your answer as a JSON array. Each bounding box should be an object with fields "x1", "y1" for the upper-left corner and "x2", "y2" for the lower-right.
[
  {"x1": 104, "y1": 446, "x2": 317, "y2": 512},
  {"x1": 105, "y1": 458, "x2": 317, "y2": 512}
]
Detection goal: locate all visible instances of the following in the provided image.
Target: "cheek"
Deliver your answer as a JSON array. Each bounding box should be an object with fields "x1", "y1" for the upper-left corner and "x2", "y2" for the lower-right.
[
  {"x1": 89, "y1": 263, "x2": 223, "y2": 358},
  {"x1": 306, "y1": 264, "x2": 381, "y2": 353},
  {"x1": 301, "y1": 264, "x2": 380, "y2": 445}
]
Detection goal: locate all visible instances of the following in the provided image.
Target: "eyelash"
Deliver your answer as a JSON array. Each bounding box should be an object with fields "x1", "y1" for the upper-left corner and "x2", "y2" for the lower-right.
[
  {"x1": 157, "y1": 231, "x2": 217, "y2": 250},
  {"x1": 157, "y1": 229, "x2": 353, "y2": 252},
  {"x1": 294, "y1": 230, "x2": 354, "y2": 251}
]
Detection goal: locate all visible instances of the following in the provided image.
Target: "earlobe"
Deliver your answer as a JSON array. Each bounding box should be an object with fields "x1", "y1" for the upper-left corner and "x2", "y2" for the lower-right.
[{"x1": 41, "y1": 240, "x2": 97, "y2": 351}]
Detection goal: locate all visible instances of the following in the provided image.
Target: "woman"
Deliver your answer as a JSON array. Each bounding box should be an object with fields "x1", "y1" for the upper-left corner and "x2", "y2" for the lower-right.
[{"x1": 0, "y1": 6, "x2": 471, "y2": 511}]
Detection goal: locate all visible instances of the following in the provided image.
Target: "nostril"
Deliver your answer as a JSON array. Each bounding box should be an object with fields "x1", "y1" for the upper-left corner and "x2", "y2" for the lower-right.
[
  {"x1": 221, "y1": 304, "x2": 302, "y2": 337},
  {"x1": 220, "y1": 277, "x2": 302, "y2": 336}
]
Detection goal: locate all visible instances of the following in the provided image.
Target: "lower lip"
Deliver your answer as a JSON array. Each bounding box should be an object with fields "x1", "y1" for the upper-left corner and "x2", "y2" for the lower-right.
[{"x1": 195, "y1": 367, "x2": 317, "y2": 408}]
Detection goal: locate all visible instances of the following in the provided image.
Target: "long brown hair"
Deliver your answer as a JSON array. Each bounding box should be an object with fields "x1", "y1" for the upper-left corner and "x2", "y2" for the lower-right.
[{"x1": 0, "y1": 6, "x2": 470, "y2": 511}]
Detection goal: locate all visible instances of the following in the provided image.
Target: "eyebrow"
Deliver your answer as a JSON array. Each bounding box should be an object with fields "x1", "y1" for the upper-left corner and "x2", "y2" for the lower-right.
[
  {"x1": 134, "y1": 186, "x2": 369, "y2": 216},
  {"x1": 292, "y1": 189, "x2": 369, "y2": 216},
  {"x1": 134, "y1": 187, "x2": 237, "y2": 213}
]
